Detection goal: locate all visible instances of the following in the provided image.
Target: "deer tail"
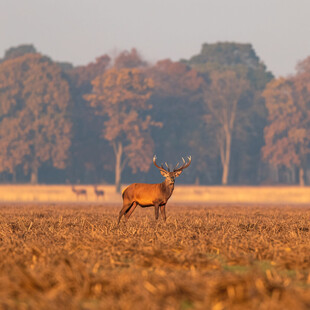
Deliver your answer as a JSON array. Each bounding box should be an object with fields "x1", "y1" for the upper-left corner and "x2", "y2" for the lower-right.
[{"x1": 121, "y1": 186, "x2": 129, "y2": 199}]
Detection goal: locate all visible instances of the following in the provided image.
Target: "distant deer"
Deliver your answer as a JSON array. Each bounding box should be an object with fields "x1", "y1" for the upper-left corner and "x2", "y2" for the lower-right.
[
  {"x1": 118, "y1": 155, "x2": 191, "y2": 224},
  {"x1": 94, "y1": 185, "x2": 104, "y2": 200},
  {"x1": 71, "y1": 185, "x2": 87, "y2": 200}
]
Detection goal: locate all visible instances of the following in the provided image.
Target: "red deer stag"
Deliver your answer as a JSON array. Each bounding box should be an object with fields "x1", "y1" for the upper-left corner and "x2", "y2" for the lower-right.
[
  {"x1": 94, "y1": 185, "x2": 105, "y2": 200},
  {"x1": 71, "y1": 185, "x2": 87, "y2": 200},
  {"x1": 118, "y1": 155, "x2": 191, "y2": 224}
]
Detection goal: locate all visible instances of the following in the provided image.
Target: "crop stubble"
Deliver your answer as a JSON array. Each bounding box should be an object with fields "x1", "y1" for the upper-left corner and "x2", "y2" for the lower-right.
[{"x1": 0, "y1": 203, "x2": 309, "y2": 309}]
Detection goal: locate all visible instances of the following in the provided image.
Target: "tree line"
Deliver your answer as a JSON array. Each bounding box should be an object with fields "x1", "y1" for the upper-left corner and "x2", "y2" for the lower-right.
[{"x1": 0, "y1": 43, "x2": 309, "y2": 191}]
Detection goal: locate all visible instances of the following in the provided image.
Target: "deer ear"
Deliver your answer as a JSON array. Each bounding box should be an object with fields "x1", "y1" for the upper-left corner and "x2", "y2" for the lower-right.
[
  {"x1": 174, "y1": 170, "x2": 183, "y2": 177},
  {"x1": 160, "y1": 170, "x2": 169, "y2": 178}
]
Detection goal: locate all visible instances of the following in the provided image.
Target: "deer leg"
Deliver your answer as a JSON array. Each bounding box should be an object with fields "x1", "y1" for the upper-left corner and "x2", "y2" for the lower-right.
[
  {"x1": 154, "y1": 205, "x2": 160, "y2": 220},
  {"x1": 160, "y1": 204, "x2": 166, "y2": 221},
  {"x1": 118, "y1": 202, "x2": 132, "y2": 224},
  {"x1": 124, "y1": 202, "x2": 138, "y2": 221},
  {"x1": 117, "y1": 202, "x2": 133, "y2": 224}
]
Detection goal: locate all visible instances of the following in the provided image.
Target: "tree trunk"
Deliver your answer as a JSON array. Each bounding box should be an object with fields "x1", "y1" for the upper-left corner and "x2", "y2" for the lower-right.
[
  {"x1": 221, "y1": 130, "x2": 231, "y2": 185},
  {"x1": 32, "y1": 110, "x2": 39, "y2": 185},
  {"x1": 299, "y1": 166, "x2": 305, "y2": 186},
  {"x1": 30, "y1": 166, "x2": 38, "y2": 184},
  {"x1": 274, "y1": 165, "x2": 279, "y2": 183},
  {"x1": 114, "y1": 141, "x2": 123, "y2": 193},
  {"x1": 291, "y1": 166, "x2": 296, "y2": 184},
  {"x1": 12, "y1": 170, "x2": 17, "y2": 184}
]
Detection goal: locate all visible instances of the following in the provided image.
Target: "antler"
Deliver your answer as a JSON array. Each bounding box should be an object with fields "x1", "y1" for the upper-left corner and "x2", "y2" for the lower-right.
[
  {"x1": 165, "y1": 162, "x2": 171, "y2": 172},
  {"x1": 173, "y1": 156, "x2": 192, "y2": 172},
  {"x1": 153, "y1": 155, "x2": 168, "y2": 172},
  {"x1": 154, "y1": 155, "x2": 191, "y2": 173}
]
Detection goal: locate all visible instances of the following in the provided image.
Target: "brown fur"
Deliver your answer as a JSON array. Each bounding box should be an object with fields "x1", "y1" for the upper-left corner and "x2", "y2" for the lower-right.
[
  {"x1": 118, "y1": 156, "x2": 191, "y2": 224},
  {"x1": 118, "y1": 180, "x2": 174, "y2": 224}
]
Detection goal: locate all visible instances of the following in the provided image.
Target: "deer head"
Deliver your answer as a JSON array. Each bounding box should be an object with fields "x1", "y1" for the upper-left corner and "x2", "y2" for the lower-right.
[{"x1": 153, "y1": 155, "x2": 191, "y2": 185}]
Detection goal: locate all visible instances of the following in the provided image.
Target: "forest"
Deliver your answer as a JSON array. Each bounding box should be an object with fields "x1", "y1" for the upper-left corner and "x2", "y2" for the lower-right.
[{"x1": 0, "y1": 42, "x2": 309, "y2": 190}]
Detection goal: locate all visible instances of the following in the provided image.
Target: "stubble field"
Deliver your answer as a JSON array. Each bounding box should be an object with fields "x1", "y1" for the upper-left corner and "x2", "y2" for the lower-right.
[{"x1": 0, "y1": 203, "x2": 309, "y2": 310}]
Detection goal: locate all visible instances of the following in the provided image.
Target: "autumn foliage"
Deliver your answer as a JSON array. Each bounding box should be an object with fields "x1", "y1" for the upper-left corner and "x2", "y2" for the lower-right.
[
  {"x1": 85, "y1": 66, "x2": 160, "y2": 192},
  {"x1": 263, "y1": 75, "x2": 310, "y2": 185},
  {"x1": 0, "y1": 53, "x2": 71, "y2": 183},
  {"x1": 0, "y1": 43, "x2": 309, "y2": 186}
]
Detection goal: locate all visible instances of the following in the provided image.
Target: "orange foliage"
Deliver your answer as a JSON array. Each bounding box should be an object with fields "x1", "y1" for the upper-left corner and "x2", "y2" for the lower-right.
[
  {"x1": 150, "y1": 59, "x2": 204, "y2": 98},
  {"x1": 0, "y1": 54, "x2": 71, "y2": 182},
  {"x1": 85, "y1": 66, "x2": 160, "y2": 188},
  {"x1": 262, "y1": 77, "x2": 310, "y2": 170},
  {"x1": 114, "y1": 48, "x2": 147, "y2": 69}
]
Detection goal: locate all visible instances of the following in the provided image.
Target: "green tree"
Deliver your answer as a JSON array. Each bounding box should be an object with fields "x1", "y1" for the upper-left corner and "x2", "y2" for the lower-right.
[
  {"x1": 183, "y1": 42, "x2": 273, "y2": 184},
  {"x1": 0, "y1": 53, "x2": 71, "y2": 183},
  {"x1": 2, "y1": 44, "x2": 37, "y2": 61}
]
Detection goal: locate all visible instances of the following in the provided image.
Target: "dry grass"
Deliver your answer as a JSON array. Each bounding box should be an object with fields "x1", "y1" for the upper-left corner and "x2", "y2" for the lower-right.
[
  {"x1": 0, "y1": 203, "x2": 309, "y2": 309},
  {"x1": 0, "y1": 185, "x2": 117, "y2": 203},
  {"x1": 0, "y1": 185, "x2": 310, "y2": 204}
]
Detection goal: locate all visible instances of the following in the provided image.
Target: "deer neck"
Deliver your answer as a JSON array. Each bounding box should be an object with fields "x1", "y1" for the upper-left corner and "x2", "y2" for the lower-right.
[{"x1": 161, "y1": 179, "x2": 175, "y2": 199}]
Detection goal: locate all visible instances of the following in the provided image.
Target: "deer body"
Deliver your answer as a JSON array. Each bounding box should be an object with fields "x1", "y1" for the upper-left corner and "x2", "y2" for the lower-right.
[
  {"x1": 122, "y1": 180, "x2": 174, "y2": 207},
  {"x1": 72, "y1": 186, "x2": 87, "y2": 200},
  {"x1": 94, "y1": 186, "x2": 104, "y2": 200},
  {"x1": 118, "y1": 156, "x2": 191, "y2": 224}
]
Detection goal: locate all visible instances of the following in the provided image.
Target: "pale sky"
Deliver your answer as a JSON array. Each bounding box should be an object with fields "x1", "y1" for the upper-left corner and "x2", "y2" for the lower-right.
[{"x1": 1, "y1": 0, "x2": 310, "y2": 77}]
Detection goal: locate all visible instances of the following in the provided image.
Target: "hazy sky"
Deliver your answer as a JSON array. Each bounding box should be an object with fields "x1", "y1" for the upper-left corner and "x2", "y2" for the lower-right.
[{"x1": 1, "y1": 0, "x2": 310, "y2": 77}]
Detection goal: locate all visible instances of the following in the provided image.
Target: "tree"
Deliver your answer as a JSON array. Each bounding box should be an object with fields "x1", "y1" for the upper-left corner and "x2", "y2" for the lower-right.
[
  {"x1": 85, "y1": 67, "x2": 159, "y2": 192},
  {"x1": 182, "y1": 42, "x2": 272, "y2": 81},
  {"x1": 262, "y1": 77, "x2": 310, "y2": 185},
  {"x1": 2, "y1": 44, "x2": 37, "y2": 61},
  {"x1": 148, "y1": 59, "x2": 205, "y2": 183},
  {"x1": 114, "y1": 48, "x2": 147, "y2": 69},
  {"x1": 66, "y1": 55, "x2": 112, "y2": 183},
  {"x1": 204, "y1": 70, "x2": 249, "y2": 185},
  {"x1": 0, "y1": 53, "x2": 71, "y2": 183},
  {"x1": 183, "y1": 42, "x2": 273, "y2": 184},
  {"x1": 68, "y1": 55, "x2": 111, "y2": 93},
  {"x1": 294, "y1": 57, "x2": 310, "y2": 184}
]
